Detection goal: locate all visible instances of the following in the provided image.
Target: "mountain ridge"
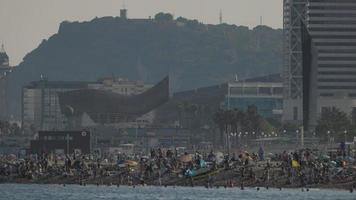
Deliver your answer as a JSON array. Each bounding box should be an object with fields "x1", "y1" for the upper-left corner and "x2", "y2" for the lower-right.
[{"x1": 6, "y1": 14, "x2": 283, "y2": 118}]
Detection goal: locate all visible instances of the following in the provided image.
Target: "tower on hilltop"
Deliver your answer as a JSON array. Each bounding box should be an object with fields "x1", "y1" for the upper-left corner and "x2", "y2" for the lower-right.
[
  {"x1": 0, "y1": 44, "x2": 9, "y2": 68},
  {"x1": 120, "y1": 1, "x2": 127, "y2": 19}
]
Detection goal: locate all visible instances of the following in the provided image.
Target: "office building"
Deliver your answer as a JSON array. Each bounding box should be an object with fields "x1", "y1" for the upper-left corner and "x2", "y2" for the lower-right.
[{"x1": 283, "y1": 0, "x2": 356, "y2": 124}]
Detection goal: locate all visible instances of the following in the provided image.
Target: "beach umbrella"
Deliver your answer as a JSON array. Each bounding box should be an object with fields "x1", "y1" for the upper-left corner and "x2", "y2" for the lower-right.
[
  {"x1": 179, "y1": 154, "x2": 193, "y2": 163},
  {"x1": 214, "y1": 152, "x2": 224, "y2": 163},
  {"x1": 292, "y1": 160, "x2": 300, "y2": 168},
  {"x1": 126, "y1": 160, "x2": 138, "y2": 167}
]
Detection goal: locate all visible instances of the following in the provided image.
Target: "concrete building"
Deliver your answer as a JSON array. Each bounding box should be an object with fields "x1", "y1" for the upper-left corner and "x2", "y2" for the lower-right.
[
  {"x1": 283, "y1": 0, "x2": 356, "y2": 124},
  {"x1": 307, "y1": 0, "x2": 356, "y2": 115},
  {"x1": 225, "y1": 74, "x2": 284, "y2": 119}
]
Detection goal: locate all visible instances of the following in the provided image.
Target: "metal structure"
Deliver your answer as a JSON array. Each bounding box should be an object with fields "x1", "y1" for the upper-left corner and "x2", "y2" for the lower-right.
[
  {"x1": 283, "y1": 0, "x2": 308, "y2": 100},
  {"x1": 58, "y1": 76, "x2": 169, "y2": 125}
]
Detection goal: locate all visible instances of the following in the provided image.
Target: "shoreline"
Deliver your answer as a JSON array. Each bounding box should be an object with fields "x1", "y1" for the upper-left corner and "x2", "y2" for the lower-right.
[{"x1": 1, "y1": 175, "x2": 354, "y2": 191}]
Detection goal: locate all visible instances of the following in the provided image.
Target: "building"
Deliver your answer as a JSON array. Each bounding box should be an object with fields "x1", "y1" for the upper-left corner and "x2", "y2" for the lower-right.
[
  {"x1": 163, "y1": 74, "x2": 283, "y2": 124},
  {"x1": 87, "y1": 77, "x2": 152, "y2": 96},
  {"x1": 283, "y1": 0, "x2": 356, "y2": 124},
  {"x1": 120, "y1": 8, "x2": 127, "y2": 19},
  {"x1": 58, "y1": 76, "x2": 169, "y2": 127},
  {"x1": 94, "y1": 127, "x2": 191, "y2": 151},
  {"x1": 22, "y1": 77, "x2": 156, "y2": 131},
  {"x1": 307, "y1": 0, "x2": 356, "y2": 116},
  {"x1": 30, "y1": 130, "x2": 91, "y2": 154},
  {"x1": 225, "y1": 74, "x2": 284, "y2": 119},
  {"x1": 0, "y1": 44, "x2": 13, "y2": 119}
]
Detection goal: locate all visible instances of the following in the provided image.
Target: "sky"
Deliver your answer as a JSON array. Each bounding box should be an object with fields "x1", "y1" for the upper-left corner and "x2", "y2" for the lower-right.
[{"x1": 0, "y1": 0, "x2": 283, "y2": 66}]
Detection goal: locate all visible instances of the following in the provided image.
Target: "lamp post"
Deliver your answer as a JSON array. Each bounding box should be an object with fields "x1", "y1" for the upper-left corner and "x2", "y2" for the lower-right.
[
  {"x1": 230, "y1": 132, "x2": 237, "y2": 152},
  {"x1": 327, "y1": 130, "x2": 331, "y2": 149},
  {"x1": 66, "y1": 133, "x2": 70, "y2": 155},
  {"x1": 344, "y1": 130, "x2": 348, "y2": 143},
  {"x1": 296, "y1": 130, "x2": 299, "y2": 148}
]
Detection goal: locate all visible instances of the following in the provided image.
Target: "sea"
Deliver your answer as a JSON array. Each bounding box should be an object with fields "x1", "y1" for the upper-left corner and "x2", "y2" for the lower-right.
[{"x1": 0, "y1": 184, "x2": 354, "y2": 200}]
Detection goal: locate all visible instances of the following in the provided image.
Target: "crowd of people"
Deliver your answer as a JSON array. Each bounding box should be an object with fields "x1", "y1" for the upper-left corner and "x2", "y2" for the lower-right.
[{"x1": 1, "y1": 146, "x2": 356, "y2": 191}]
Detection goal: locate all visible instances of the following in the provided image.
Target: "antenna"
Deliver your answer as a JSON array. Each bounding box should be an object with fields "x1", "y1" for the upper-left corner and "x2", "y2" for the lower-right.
[
  {"x1": 260, "y1": 16, "x2": 263, "y2": 26},
  {"x1": 122, "y1": 0, "x2": 126, "y2": 9},
  {"x1": 219, "y1": 9, "x2": 223, "y2": 24},
  {"x1": 235, "y1": 74, "x2": 239, "y2": 82}
]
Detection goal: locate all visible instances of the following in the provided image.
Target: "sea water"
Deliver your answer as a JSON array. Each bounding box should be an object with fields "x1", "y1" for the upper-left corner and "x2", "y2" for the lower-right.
[{"x1": 0, "y1": 184, "x2": 354, "y2": 200}]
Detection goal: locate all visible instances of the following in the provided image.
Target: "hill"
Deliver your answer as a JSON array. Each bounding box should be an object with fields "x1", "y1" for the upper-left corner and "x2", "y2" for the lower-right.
[{"x1": 6, "y1": 13, "x2": 283, "y2": 119}]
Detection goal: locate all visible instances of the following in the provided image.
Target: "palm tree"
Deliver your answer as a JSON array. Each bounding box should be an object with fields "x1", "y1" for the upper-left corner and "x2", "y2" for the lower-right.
[{"x1": 213, "y1": 109, "x2": 228, "y2": 146}]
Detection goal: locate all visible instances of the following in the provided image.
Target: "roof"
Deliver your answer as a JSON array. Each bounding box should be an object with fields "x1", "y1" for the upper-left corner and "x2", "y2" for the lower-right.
[
  {"x1": 25, "y1": 80, "x2": 90, "y2": 89},
  {"x1": 242, "y1": 73, "x2": 282, "y2": 83}
]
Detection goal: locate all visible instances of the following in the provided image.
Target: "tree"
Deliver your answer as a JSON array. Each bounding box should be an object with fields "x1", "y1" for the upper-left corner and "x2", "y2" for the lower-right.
[
  {"x1": 213, "y1": 106, "x2": 277, "y2": 147},
  {"x1": 213, "y1": 108, "x2": 227, "y2": 146},
  {"x1": 154, "y1": 12, "x2": 174, "y2": 21},
  {"x1": 316, "y1": 107, "x2": 351, "y2": 141}
]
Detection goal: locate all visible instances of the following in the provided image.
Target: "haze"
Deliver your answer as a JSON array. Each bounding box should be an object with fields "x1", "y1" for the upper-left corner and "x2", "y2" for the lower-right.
[{"x1": 0, "y1": 0, "x2": 283, "y2": 65}]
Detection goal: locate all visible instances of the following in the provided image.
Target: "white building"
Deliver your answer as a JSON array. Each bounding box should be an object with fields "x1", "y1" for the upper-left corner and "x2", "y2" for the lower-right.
[{"x1": 88, "y1": 77, "x2": 152, "y2": 96}]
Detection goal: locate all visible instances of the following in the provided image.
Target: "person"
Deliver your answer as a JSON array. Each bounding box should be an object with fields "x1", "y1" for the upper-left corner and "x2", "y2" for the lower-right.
[{"x1": 258, "y1": 146, "x2": 264, "y2": 161}]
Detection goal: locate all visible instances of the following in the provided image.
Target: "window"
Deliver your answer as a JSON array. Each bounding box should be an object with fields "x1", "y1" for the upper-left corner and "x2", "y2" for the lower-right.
[
  {"x1": 230, "y1": 87, "x2": 243, "y2": 95},
  {"x1": 243, "y1": 87, "x2": 258, "y2": 95},
  {"x1": 321, "y1": 107, "x2": 330, "y2": 114},
  {"x1": 272, "y1": 87, "x2": 283, "y2": 95},
  {"x1": 259, "y1": 87, "x2": 272, "y2": 95},
  {"x1": 320, "y1": 93, "x2": 334, "y2": 97}
]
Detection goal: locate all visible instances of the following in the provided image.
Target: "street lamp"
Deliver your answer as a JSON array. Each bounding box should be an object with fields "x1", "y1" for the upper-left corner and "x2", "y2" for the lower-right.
[
  {"x1": 344, "y1": 130, "x2": 348, "y2": 143},
  {"x1": 327, "y1": 130, "x2": 331, "y2": 148},
  {"x1": 66, "y1": 133, "x2": 70, "y2": 155}
]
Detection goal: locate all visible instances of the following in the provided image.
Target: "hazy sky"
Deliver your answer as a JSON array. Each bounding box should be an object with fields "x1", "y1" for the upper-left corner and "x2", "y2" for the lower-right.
[{"x1": 0, "y1": 0, "x2": 283, "y2": 65}]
